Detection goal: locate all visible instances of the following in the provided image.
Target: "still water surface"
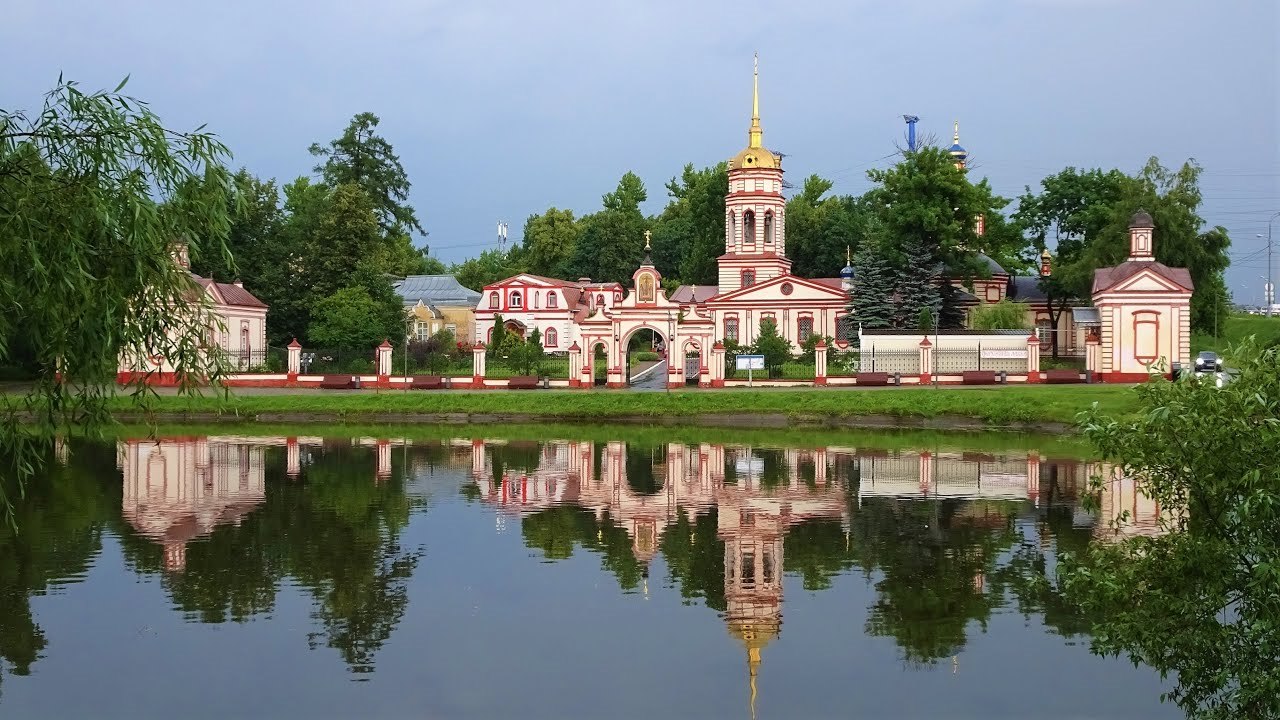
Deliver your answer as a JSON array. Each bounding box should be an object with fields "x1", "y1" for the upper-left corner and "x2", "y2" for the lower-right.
[{"x1": 1, "y1": 429, "x2": 1175, "y2": 719}]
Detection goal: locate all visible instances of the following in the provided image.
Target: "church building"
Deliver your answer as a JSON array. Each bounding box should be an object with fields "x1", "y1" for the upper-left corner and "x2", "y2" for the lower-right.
[{"x1": 672, "y1": 56, "x2": 852, "y2": 349}]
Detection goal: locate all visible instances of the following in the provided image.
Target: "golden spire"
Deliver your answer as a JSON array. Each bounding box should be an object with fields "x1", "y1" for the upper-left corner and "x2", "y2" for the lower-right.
[{"x1": 748, "y1": 52, "x2": 763, "y2": 149}]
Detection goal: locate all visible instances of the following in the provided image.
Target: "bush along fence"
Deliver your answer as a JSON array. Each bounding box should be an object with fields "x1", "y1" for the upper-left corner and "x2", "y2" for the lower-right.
[{"x1": 115, "y1": 330, "x2": 1096, "y2": 390}]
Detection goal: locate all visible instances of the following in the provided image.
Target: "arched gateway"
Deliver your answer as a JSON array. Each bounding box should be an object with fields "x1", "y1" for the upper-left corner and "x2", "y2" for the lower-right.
[{"x1": 572, "y1": 233, "x2": 717, "y2": 388}]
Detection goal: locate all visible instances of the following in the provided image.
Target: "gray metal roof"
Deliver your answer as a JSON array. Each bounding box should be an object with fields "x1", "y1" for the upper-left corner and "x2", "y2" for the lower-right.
[
  {"x1": 393, "y1": 275, "x2": 481, "y2": 307},
  {"x1": 976, "y1": 253, "x2": 1007, "y2": 276},
  {"x1": 1009, "y1": 276, "x2": 1047, "y2": 302},
  {"x1": 1072, "y1": 307, "x2": 1101, "y2": 324}
]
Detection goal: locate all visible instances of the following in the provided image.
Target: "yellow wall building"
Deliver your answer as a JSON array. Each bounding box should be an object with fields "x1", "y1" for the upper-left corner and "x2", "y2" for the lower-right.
[{"x1": 393, "y1": 275, "x2": 481, "y2": 345}]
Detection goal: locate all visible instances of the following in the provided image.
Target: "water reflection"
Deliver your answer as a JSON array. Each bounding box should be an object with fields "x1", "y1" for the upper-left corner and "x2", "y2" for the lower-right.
[{"x1": 0, "y1": 431, "x2": 1173, "y2": 717}]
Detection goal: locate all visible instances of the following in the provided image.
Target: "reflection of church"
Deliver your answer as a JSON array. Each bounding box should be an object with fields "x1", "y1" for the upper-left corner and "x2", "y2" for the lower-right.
[
  {"x1": 119, "y1": 437, "x2": 269, "y2": 571},
  {"x1": 465, "y1": 438, "x2": 1112, "y2": 710}
]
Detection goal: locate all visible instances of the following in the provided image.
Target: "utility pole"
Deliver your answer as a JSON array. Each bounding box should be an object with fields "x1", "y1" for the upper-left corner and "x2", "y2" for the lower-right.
[
  {"x1": 1268, "y1": 212, "x2": 1280, "y2": 317},
  {"x1": 903, "y1": 115, "x2": 919, "y2": 151},
  {"x1": 497, "y1": 221, "x2": 508, "y2": 253}
]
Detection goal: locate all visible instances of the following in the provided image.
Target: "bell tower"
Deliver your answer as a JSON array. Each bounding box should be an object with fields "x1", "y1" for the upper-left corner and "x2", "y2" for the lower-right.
[{"x1": 719, "y1": 54, "x2": 791, "y2": 294}]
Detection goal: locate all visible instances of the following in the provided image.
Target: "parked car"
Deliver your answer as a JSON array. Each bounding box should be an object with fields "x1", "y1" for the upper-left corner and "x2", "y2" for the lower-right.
[{"x1": 1194, "y1": 351, "x2": 1222, "y2": 373}]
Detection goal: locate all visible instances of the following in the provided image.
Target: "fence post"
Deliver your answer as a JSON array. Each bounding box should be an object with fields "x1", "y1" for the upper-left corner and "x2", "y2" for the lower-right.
[
  {"x1": 472, "y1": 342, "x2": 487, "y2": 387},
  {"x1": 814, "y1": 339, "x2": 828, "y2": 385},
  {"x1": 287, "y1": 338, "x2": 301, "y2": 383},
  {"x1": 918, "y1": 337, "x2": 932, "y2": 384},
  {"x1": 977, "y1": 341, "x2": 983, "y2": 371},
  {"x1": 711, "y1": 342, "x2": 726, "y2": 388},
  {"x1": 1026, "y1": 333, "x2": 1041, "y2": 383},
  {"x1": 568, "y1": 343, "x2": 582, "y2": 388},
  {"x1": 1085, "y1": 331, "x2": 1101, "y2": 382},
  {"x1": 377, "y1": 340, "x2": 393, "y2": 387}
]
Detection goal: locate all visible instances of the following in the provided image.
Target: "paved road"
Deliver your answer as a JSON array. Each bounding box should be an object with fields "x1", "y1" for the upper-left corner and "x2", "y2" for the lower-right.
[{"x1": 629, "y1": 360, "x2": 668, "y2": 390}]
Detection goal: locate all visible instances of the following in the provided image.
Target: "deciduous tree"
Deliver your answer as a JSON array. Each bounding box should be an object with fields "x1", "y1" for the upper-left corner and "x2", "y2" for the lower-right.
[
  {"x1": 1063, "y1": 343, "x2": 1280, "y2": 719},
  {"x1": 1, "y1": 77, "x2": 234, "y2": 506},
  {"x1": 522, "y1": 207, "x2": 581, "y2": 277}
]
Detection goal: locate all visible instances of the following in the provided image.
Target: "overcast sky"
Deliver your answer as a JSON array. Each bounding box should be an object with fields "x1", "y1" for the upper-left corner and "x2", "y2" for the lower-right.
[{"x1": 3, "y1": 0, "x2": 1277, "y2": 301}]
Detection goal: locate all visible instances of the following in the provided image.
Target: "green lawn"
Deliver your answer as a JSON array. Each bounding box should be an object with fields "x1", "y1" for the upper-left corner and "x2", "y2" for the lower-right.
[
  {"x1": 103, "y1": 384, "x2": 1140, "y2": 427},
  {"x1": 1192, "y1": 314, "x2": 1280, "y2": 356}
]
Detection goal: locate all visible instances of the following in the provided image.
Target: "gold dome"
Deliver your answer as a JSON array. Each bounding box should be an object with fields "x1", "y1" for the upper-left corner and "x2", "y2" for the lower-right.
[{"x1": 731, "y1": 146, "x2": 780, "y2": 170}]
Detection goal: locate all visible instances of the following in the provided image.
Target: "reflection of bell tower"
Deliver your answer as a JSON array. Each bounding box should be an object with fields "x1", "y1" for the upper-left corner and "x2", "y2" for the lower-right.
[{"x1": 721, "y1": 504, "x2": 782, "y2": 719}]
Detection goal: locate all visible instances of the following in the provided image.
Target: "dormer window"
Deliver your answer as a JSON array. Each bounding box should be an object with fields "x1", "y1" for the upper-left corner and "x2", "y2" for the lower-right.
[{"x1": 548, "y1": 293, "x2": 558, "y2": 309}]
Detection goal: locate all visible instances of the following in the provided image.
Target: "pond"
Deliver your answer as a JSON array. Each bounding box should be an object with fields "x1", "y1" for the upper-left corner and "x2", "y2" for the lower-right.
[{"x1": 0, "y1": 427, "x2": 1176, "y2": 719}]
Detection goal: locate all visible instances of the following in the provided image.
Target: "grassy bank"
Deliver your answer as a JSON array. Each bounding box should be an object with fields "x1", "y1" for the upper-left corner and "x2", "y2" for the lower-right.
[
  {"x1": 1192, "y1": 313, "x2": 1280, "y2": 355},
  {"x1": 104, "y1": 384, "x2": 1139, "y2": 428}
]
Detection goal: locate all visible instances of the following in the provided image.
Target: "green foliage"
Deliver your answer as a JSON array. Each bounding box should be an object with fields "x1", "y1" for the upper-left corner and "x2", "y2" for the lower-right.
[
  {"x1": 451, "y1": 247, "x2": 525, "y2": 292},
  {"x1": 309, "y1": 112, "x2": 425, "y2": 242},
  {"x1": 647, "y1": 163, "x2": 728, "y2": 285},
  {"x1": 969, "y1": 299, "x2": 1031, "y2": 330},
  {"x1": 786, "y1": 176, "x2": 875, "y2": 279},
  {"x1": 565, "y1": 172, "x2": 648, "y2": 286},
  {"x1": 1063, "y1": 343, "x2": 1280, "y2": 719},
  {"x1": 751, "y1": 318, "x2": 793, "y2": 378},
  {"x1": 406, "y1": 329, "x2": 456, "y2": 374},
  {"x1": 1016, "y1": 160, "x2": 1231, "y2": 335},
  {"x1": 488, "y1": 314, "x2": 507, "y2": 358},
  {"x1": 507, "y1": 328, "x2": 545, "y2": 376},
  {"x1": 799, "y1": 334, "x2": 834, "y2": 362},
  {"x1": 0, "y1": 76, "x2": 235, "y2": 506},
  {"x1": 308, "y1": 269, "x2": 406, "y2": 350},
  {"x1": 522, "y1": 207, "x2": 581, "y2": 277},
  {"x1": 850, "y1": 241, "x2": 898, "y2": 331},
  {"x1": 917, "y1": 307, "x2": 934, "y2": 331}
]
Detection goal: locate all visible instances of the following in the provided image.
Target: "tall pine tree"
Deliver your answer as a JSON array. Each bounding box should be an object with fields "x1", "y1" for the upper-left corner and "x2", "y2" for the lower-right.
[{"x1": 849, "y1": 243, "x2": 897, "y2": 331}]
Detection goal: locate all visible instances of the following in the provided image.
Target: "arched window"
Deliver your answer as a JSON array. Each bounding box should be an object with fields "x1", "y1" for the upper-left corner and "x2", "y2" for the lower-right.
[
  {"x1": 548, "y1": 293, "x2": 558, "y2": 308},
  {"x1": 741, "y1": 270, "x2": 755, "y2": 287},
  {"x1": 545, "y1": 328, "x2": 558, "y2": 347},
  {"x1": 835, "y1": 314, "x2": 850, "y2": 342},
  {"x1": 764, "y1": 211, "x2": 775, "y2": 244},
  {"x1": 510, "y1": 291, "x2": 523, "y2": 309},
  {"x1": 489, "y1": 291, "x2": 499, "y2": 309},
  {"x1": 487, "y1": 327, "x2": 494, "y2": 343},
  {"x1": 798, "y1": 316, "x2": 813, "y2": 343},
  {"x1": 725, "y1": 317, "x2": 739, "y2": 342},
  {"x1": 743, "y1": 210, "x2": 756, "y2": 244},
  {"x1": 596, "y1": 294, "x2": 605, "y2": 307},
  {"x1": 533, "y1": 291, "x2": 540, "y2": 309},
  {"x1": 729, "y1": 211, "x2": 737, "y2": 244}
]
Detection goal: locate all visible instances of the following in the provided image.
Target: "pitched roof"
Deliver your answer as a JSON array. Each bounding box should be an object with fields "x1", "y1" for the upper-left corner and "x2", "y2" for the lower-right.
[
  {"x1": 670, "y1": 285, "x2": 720, "y2": 303},
  {"x1": 810, "y1": 277, "x2": 844, "y2": 289},
  {"x1": 1008, "y1": 275, "x2": 1048, "y2": 302},
  {"x1": 394, "y1": 274, "x2": 482, "y2": 306},
  {"x1": 1092, "y1": 261, "x2": 1193, "y2": 294},
  {"x1": 193, "y1": 275, "x2": 267, "y2": 308}
]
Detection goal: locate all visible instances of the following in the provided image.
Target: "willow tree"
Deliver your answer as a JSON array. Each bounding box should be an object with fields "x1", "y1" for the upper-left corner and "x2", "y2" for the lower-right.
[{"x1": 0, "y1": 77, "x2": 234, "y2": 508}]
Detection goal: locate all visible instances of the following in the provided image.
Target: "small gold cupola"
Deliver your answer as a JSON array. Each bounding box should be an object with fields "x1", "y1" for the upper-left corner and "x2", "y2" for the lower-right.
[{"x1": 730, "y1": 53, "x2": 780, "y2": 170}]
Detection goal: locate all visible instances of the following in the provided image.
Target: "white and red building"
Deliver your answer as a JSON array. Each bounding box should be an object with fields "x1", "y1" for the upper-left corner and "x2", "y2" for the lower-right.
[
  {"x1": 473, "y1": 274, "x2": 623, "y2": 351},
  {"x1": 1090, "y1": 210, "x2": 1193, "y2": 381}
]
